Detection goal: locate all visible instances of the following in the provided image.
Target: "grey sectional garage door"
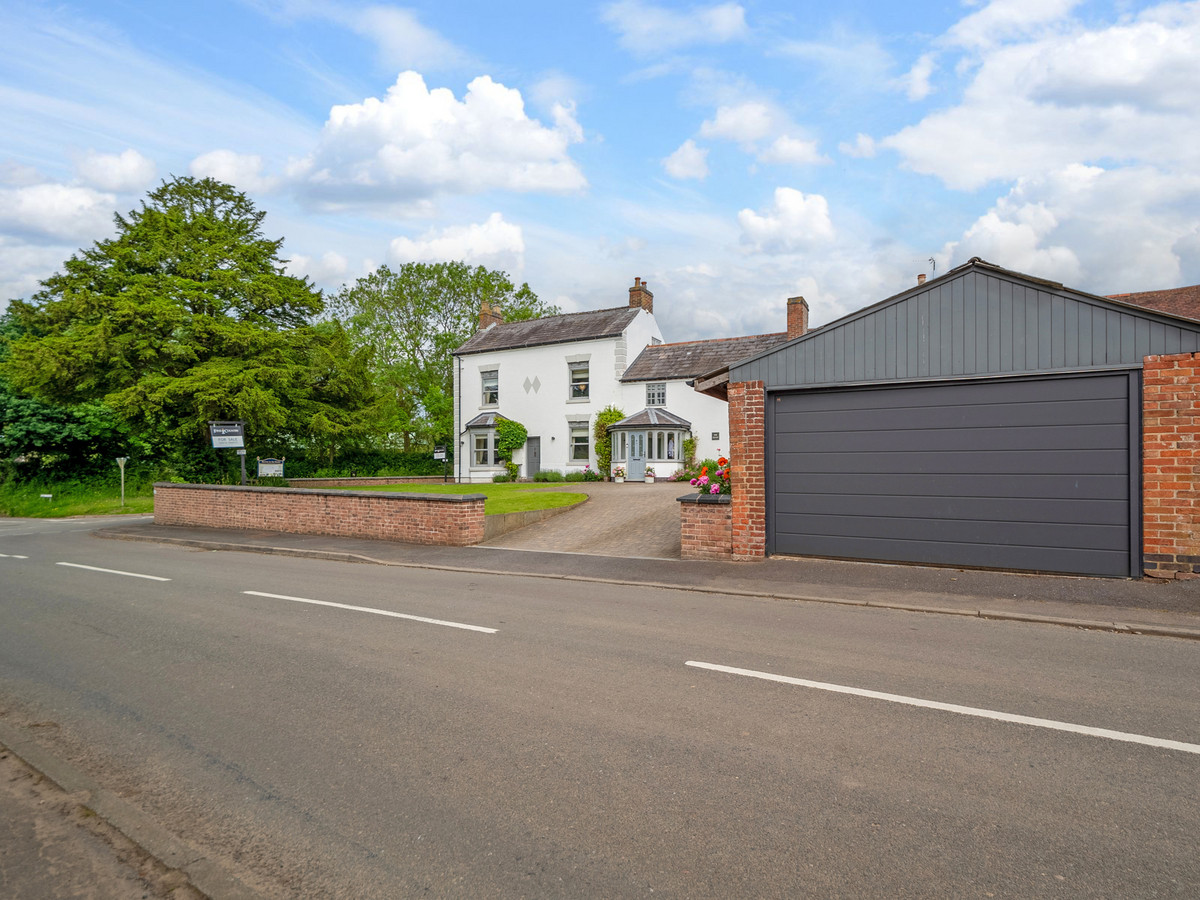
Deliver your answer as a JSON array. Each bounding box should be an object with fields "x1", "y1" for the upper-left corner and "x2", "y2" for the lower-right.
[{"x1": 769, "y1": 373, "x2": 1138, "y2": 577}]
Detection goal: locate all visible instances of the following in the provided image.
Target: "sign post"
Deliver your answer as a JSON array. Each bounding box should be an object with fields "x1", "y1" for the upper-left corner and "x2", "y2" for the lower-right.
[
  {"x1": 116, "y1": 457, "x2": 128, "y2": 506},
  {"x1": 209, "y1": 421, "x2": 247, "y2": 485}
]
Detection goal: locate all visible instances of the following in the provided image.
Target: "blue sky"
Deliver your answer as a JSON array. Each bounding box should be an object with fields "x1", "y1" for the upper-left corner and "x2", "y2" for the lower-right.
[{"x1": 2, "y1": 0, "x2": 1198, "y2": 341}]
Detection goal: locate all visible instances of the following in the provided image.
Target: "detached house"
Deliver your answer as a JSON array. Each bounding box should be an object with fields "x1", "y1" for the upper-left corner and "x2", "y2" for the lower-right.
[{"x1": 451, "y1": 278, "x2": 796, "y2": 483}]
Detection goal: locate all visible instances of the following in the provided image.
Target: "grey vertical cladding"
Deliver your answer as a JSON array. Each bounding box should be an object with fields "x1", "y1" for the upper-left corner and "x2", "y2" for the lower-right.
[
  {"x1": 768, "y1": 373, "x2": 1138, "y2": 577},
  {"x1": 732, "y1": 269, "x2": 1200, "y2": 388}
]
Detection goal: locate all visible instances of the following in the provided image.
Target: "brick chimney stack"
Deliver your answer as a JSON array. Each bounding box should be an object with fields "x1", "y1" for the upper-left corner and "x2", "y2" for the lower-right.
[
  {"x1": 478, "y1": 299, "x2": 503, "y2": 331},
  {"x1": 628, "y1": 277, "x2": 654, "y2": 314},
  {"x1": 787, "y1": 296, "x2": 809, "y2": 340}
]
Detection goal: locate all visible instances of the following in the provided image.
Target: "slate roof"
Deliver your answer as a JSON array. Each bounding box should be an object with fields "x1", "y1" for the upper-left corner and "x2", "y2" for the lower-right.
[
  {"x1": 1107, "y1": 284, "x2": 1200, "y2": 321},
  {"x1": 620, "y1": 332, "x2": 788, "y2": 382},
  {"x1": 608, "y1": 408, "x2": 692, "y2": 430},
  {"x1": 462, "y1": 412, "x2": 510, "y2": 429},
  {"x1": 454, "y1": 306, "x2": 642, "y2": 355}
]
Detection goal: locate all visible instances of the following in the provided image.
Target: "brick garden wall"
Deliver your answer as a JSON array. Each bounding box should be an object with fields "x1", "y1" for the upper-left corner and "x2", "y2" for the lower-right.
[
  {"x1": 679, "y1": 496, "x2": 733, "y2": 560},
  {"x1": 154, "y1": 483, "x2": 486, "y2": 546},
  {"x1": 1142, "y1": 352, "x2": 1200, "y2": 579}
]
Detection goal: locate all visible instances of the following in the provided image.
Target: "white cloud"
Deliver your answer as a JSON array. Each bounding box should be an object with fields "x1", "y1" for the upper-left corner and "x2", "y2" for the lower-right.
[
  {"x1": 758, "y1": 135, "x2": 825, "y2": 166},
  {"x1": 286, "y1": 250, "x2": 350, "y2": 290},
  {"x1": 190, "y1": 150, "x2": 280, "y2": 194},
  {"x1": 738, "y1": 187, "x2": 835, "y2": 253},
  {"x1": 942, "y1": 163, "x2": 1200, "y2": 293},
  {"x1": 696, "y1": 100, "x2": 825, "y2": 166},
  {"x1": 75, "y1": 148, "x2": 156, "y2": 192},
  {"x1": 0, "y1": 237, "x2": 69, "y2": 306},
  {"x1": 0, "y1": 183, "x2": 116, "y2": 243},
  {"x1": 602, "y1": 1, "x2": 749, "y2": 55},
  {"x1": 289, "y1": 72, "x2": 587, "y2": 205},
  {"x1": 699, "y1": 101, "x2": 776, "y2": 145},
  {"x1": 946, "y1": 0, "x2": 1083, "y2": 50},
  {"x1": 838, "y1": 133, "x2": 877, "y2": 158},
  {"x1": 898, "y1": 53, "x2": 936, "y2": 101},
  {"x1": 350, "y1": 5, "x2": 465, "y2": 70},
  {"x1": 663, "y1": 139, "x2": 709, "y2": 180},
  {"x1": 884, "y1": 3, "x2": 1200, "y2": 190},
  {"x1": 388, "y1": 213, "x2": 525, "y2": 272}
]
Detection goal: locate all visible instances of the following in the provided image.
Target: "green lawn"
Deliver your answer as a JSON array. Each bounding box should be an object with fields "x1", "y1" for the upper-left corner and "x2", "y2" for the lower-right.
[
  {"x1": 0, "y1": 482, "x2": 155, "y2": 518},
  {"x1": 353, "y1": 482, "x2": 588, "y2": 515}
]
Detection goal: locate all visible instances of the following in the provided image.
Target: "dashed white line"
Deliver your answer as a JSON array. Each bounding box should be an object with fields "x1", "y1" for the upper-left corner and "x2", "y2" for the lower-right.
[
  {"x1": 56, "y1": 562, "x2": 171, "y2": 582},
  {"x1": 0, "y1": 553, "x2": 29, "y2": 559},
  {"x1": 686, "y1": 660, "x2": 1200, "y2": 756},
  {"x1": 243, "y1": 591, "x2": 497, "y2": 634}
]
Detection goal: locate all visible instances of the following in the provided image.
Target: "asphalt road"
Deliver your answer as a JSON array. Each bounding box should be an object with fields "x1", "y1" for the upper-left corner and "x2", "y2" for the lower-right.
[{"x1": 2, "y1": 518, "x2": 1199, "y2": 898}]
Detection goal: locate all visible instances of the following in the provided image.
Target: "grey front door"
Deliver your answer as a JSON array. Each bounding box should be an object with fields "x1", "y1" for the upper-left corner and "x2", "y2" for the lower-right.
[
  {"x1": 627, "y1": 431, "x2": 645, "y2": 480},
  {"x1": 525, "y1": 436, "x2": 540, "y2": 477},
  {"x1": 769, "y1": 372, "x2": 1138, "y2": 577}
]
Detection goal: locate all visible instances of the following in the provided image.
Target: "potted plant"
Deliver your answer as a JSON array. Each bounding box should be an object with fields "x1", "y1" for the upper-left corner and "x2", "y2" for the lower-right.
[
  {"x1": 644, "y1": 466, "x2": 655, "y2": 483},
  {"x1": 613, "y1": 465, "x2": 625, "y2": 483}
]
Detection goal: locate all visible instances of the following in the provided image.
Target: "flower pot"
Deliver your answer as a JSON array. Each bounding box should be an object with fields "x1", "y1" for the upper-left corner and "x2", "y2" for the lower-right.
[
  {"x1": 615, "y1": 476, "x2": 625, "y2": 483},
  {"x1": 644, "y1": 476, "x2": 655, "y2": 483}
]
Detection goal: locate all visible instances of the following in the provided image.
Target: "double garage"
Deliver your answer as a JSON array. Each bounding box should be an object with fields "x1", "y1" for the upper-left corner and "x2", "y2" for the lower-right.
[{"x1": 726, "y1": 260, "x2": 1200, "y2": 578}]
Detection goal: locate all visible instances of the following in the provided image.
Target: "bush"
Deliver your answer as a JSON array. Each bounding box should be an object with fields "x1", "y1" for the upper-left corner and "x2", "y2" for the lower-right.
[
  {"x1": 564, "y1": 471, "x2": 586, "y2": 482},
  {"x1": 533, "y1": 470, "x2": 565, "y2": 482},
  {"x1": 254, "y1": 476, "x2": 290, "y2": 487},
  {"x1": 492, "y1": 473, "x2": 512, "y2": 482}
]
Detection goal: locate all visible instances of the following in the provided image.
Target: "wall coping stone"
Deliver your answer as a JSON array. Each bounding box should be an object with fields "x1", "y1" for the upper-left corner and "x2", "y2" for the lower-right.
[
  {"x1": 154, "y1": 482, "x2": 486, "y2": 502},
  {"x1": 677, "y1": 493, "x2": 732, "y2": 505}
]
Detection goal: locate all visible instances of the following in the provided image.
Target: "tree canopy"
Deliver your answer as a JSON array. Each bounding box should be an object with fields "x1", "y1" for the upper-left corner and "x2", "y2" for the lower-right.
[
  {"x1": 1, "y1": 176, "x2": 373, "y2": 478},
  {"x1": 330, "y1": 261, "x2": 558, "y2": 448}
]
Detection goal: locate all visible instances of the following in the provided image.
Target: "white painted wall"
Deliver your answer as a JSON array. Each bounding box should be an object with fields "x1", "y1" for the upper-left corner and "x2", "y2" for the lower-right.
[
  {"x1": 453, "y1": 309, "x2": 667, "y2": 482},
  {"x1": 613, "y1": 380, "x2": 731, "y2": 476}
]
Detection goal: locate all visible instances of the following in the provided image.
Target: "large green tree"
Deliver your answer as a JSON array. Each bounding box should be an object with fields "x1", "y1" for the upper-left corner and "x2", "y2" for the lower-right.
[
  {"x1": 330, "y1": 261, "x2": 558, "y2": 448},
  {"x1": 2, "y1": 177, "x2": 372, "y2": 476}
]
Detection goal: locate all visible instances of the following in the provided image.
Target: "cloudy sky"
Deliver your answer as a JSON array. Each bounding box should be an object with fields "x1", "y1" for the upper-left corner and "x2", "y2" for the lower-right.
[{"x1": 2, "y1": 0, "x2": 1198, "y2": 340}]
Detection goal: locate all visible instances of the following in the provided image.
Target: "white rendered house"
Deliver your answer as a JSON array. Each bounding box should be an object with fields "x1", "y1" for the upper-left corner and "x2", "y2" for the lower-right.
[{"x1": 451, "y1": 279, "x2": 805, "y2": 482}]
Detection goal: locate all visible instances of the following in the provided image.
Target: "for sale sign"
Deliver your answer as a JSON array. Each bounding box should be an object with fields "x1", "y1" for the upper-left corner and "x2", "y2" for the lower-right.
[{"x1": 209, "y1": 421, "x2": 245, "y2": 449}]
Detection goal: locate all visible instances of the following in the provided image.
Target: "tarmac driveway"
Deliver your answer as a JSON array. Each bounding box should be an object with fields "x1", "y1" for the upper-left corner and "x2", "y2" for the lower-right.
[{"x1": 482, "y1": 480, "x2": 688, "y2": 558}]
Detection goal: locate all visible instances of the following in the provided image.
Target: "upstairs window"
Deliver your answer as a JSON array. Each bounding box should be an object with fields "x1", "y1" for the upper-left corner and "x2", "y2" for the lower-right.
[
  {"x1": 646, "y1": 382, "x2": 666, "y2": 406},
  {"x1": 569, "y1": 361, "x2": 589, "y2": 400},
  {"x1": 481, "y1": 370, "x2": 498, "y2": 406}
]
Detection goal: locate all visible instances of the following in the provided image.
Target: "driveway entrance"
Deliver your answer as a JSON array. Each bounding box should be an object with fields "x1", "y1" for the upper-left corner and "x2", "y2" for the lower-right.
[{"x1": 482, "y1": 481, "x2": 685, "y2": 558}]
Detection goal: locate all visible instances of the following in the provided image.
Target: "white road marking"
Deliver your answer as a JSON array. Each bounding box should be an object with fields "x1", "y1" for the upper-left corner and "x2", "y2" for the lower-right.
[
  {"x1": 243, "y1": 591, "x2": 497, "y2": 634},
  {"x1": 56, "y1": 562, "x2": 171, "y2": 581},
  {"x1": 0, "y1": 553, "x2": 29, "y2": 559},
  {"x1": 686, "y1": 660, "x2": 1200, "y2": 756}
]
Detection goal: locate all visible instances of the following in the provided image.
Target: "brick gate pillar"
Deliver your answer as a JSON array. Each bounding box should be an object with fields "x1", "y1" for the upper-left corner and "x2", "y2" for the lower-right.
[
  {"x1": 1142, "y1": 352, "x2": 1200, "y2": 578},
  {"x1": 728, "y1": 380, "x2": 766, "y2": 560}
]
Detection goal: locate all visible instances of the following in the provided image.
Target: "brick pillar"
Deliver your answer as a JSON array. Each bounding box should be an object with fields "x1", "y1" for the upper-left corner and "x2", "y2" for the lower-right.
[
  {"x1": 1142, "y1": 352, "x2": 1200, "y2": 579},
  {"x1": 786, "y1": 296, "x2": 809, "y2": 340},
  {"x1": 628, "y1": 277, "x2": 654, "y2": 314},
  {"x1": 728, "y1": 380, "x2": 766, "y2": 559}
]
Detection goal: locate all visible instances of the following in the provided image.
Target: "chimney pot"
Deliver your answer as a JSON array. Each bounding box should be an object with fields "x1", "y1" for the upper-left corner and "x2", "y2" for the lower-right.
[{"x1": 917, "y1": 273, "x2": 927, "y2": 285}]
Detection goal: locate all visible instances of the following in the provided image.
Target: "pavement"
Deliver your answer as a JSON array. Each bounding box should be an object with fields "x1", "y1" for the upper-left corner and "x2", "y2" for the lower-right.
[{"x1": 3, "y1": 494, "x2": 1200, "y2": 899}]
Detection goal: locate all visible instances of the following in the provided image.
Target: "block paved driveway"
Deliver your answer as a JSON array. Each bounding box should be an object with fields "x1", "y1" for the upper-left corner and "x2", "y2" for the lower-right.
[{"x1": 482, "y1": 480, "x2": 689, "y2": 558}]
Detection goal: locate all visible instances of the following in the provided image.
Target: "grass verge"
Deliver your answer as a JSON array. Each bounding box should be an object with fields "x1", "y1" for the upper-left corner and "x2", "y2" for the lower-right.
[{"x1": 0, "y1": 482, "x2": 154, "y2": 518}]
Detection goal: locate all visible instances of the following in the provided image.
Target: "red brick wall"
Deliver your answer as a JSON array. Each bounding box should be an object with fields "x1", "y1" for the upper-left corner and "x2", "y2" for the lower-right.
[
  {"x1": 679, "y1": 497, "x2": 732, "y2": 560},
  {"x1": 1142, "y1": 352, "x2": 1200, "y2": 578},
  {"x1": 154, "y1": 484, "x2": 486, "y2": 546},
  {"x1": 728, "y1": 380, "x2": 766, "y2": 560}
]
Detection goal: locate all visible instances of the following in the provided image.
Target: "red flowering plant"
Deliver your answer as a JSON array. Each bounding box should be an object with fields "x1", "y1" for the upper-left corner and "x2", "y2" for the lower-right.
[{"x1": 689, "y1": 453, "x2": 732, "y2": 496}]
